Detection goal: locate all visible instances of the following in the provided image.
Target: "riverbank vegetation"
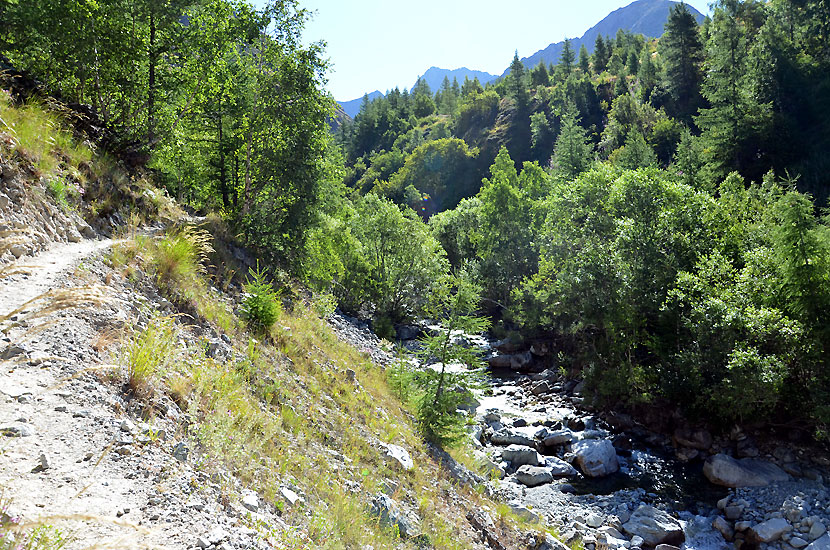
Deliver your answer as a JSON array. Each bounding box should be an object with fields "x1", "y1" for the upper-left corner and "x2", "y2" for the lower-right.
[{"x1": 2, "y1": 0, "x2": 829, "y2": 439}]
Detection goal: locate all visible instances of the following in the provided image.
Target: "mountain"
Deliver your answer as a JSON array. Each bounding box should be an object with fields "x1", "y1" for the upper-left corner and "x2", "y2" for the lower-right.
[
  {"x1": 339, "y1": 90, "x2": 383, "y2": 118},
  {"x1": 409, "y1": 66, "x2": 499, "y2": 94},
  {"x1": 507, "y1": 0, "x2": 705, "y2": 75}
]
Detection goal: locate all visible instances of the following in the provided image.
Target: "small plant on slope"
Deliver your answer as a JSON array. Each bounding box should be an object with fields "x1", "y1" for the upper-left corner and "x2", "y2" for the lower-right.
[{"x1": 240, "y1": 264, "x2": 281, "y2": 335}]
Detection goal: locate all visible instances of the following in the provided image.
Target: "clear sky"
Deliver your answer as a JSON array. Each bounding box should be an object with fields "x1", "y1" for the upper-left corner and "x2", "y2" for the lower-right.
[{"x1": 255, "y1": 0, "x2": 711, "y2": 101}]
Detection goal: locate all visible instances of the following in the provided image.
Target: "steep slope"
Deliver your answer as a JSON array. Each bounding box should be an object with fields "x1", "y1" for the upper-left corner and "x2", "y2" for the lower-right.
[{"x1": 510, "y1": 0, "x2": 704, "y2": 73}]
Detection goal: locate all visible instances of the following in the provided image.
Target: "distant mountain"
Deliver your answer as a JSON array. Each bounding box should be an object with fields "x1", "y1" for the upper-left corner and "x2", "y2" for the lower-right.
[
  {"x1": 506, "y1": 0, "x2": 705, "y2": 75},
  {"x1": 339, "y1": 90, "x2": 383, "y2": 118},
  {"x1": 409, "y1": 67, "x2": 499, "y2": 94}
]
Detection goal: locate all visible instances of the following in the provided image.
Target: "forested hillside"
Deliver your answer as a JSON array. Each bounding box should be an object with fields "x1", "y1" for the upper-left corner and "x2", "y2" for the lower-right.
[
  {"x1": 332, "y1": 0, "x2": 830, "y2": 435},
  {"x1": 2, "y1": 0, "x2": 829, "y2": 438}
]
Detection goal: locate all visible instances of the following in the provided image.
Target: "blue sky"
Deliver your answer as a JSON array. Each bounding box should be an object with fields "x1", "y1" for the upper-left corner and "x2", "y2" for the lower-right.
[{"x1": 255, "y1": 0, "x2": 711, "y2": 101}]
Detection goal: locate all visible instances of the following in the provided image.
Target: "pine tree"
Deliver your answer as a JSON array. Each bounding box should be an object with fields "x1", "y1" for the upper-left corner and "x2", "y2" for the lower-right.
[
  {"x1": 552, "y1": 107, "x2": 593, "y2": 180},
  {"x1": 508, "y1": 51, "x2": 530, "y2": 110},
  {"x1": 560, "y1": 38, "x2": 576, "y2": 75},
  {"x1": 579, "y1": 44, "x2": 591, "y2": 74},
  {"x1": 660, "y1": 1, "x2": 705, "y2": 124},
  {"x1": 531, "y1": 60, "x2": 550, "y2": 87},
  {"x1": 594, "y1": 35, "x2": 609, "y2": 73}
]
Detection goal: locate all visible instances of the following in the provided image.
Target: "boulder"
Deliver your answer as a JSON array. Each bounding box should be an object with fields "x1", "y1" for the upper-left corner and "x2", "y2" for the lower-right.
[
  {"x1": 572, "y1": 439, "x2": 619, "y2": 477},
  {"x1": 806, "y1": 535, "x2": 830, "y2": 550},
  {"x1": 491, "y1": 428, "x2": 537, "y2": 448},
  {"x1": 501, "y1": 444, "x2": 543, "y2": 467},
  {"x1": 622, "y1": 506, "x2": 685, "y2": 547},
  {"x1": 748, "y1": 518, "x2": 792, "y2": 543},
  {"x1": 542, "y1": 429, "x2": 576, "y2": 447},
  {"x1": 383, "y1": 443, "x2": 413, "y2": 471},
  {"x1": 510, "y1": 351, "x2": 533, "y2": 371},
  {"x1": 531, "y1": 381, "x2": 552, "y2": 396},
  {"x1": 488, "y1": 355, "x2": 512, "y2": 368},
  {"x1": 369, "y1": 495, "x2": 421, "y2": 539},
  {"x1": 713, "y1": 516, "x2": 734, "y2": 541},
  {"x1": 545, "y1": 456, "x2": 578, "y2": 477},
  {"x1": 673, "y1": 427, "x2": 713, "y2": 450},
  {"x1": 703, "y1": 454, "x2": 790, "y2": 487},
  {"x1": 516, "y1": 465, "x2": 554, "y2": 487}
]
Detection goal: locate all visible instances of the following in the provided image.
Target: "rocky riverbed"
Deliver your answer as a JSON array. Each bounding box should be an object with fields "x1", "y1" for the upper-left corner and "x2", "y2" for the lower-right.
[{"x1": 331, "y1": 316, "x2": 830, "y2": 550}]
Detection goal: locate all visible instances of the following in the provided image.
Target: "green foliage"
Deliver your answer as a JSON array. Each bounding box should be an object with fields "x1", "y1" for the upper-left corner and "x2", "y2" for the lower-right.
[
  {"x1": 124, "y1": 315, "x2": 178, "y2": 398},
  {"x1": 414, "y1": 274, "x2": 488, "y2": 446},
  {"x1": 241, "y1": 265, "x2": 282, "y2": 335},
  {"x1": 152, "y1": 228, "x2": 214, "y2": 292},
  {"x1": 552, "y1": 109, "x2": 593, "y2": 180},
  {"x1": 660, "y1": 1, "x2": 705, "y2": 124}
]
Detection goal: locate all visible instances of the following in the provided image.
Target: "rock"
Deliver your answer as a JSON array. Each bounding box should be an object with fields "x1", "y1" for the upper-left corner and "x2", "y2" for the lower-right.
[
  {"x1": 539, "y1": 533, "x2": 571, "y2": 550},
  {"x1": 630, "y1": 535, "x2": 645, "y2": 549},
  {"x1": 501, "y1": 444, "x2": 543, "y2": 467},
  {"x1": 395, "y1": 325, "x2": 420, "y2": 341},
  {"x1": 516, "y1": 465, "x2": 554, "y2": 487},
  {"x1": 806, "y1": 535, "x2": 830, "y2": 550},
  {"x1": 586, "y1": 512, "x2": 604, "y2": 528},
  {"x1": 713, "y1": 516, "x2": 735, "y2": 541},
  {"x1": 512, "y1": 418, "x2": 528, "y2": 428},
  {"x1": 748, "y1": 518, "x2": 793, "y2": 543},
  {"x1": 280, "y1": 487, "x2": 303, "y2": 507},
  {"x1": 488, "y1": 355, "x2": 513, "y2": 368},
  {"x1": 736, "y1": 438, "x2": 760, "y2": 458},
  {"x1": 383, "y1": 443, "x2": 413, "y2": 471},
  {"x1": 622, "y1": 505, "x2": 685, "y2": 547},
  {"x1": 542, "y1": 429, "x2": 576, "y2": 447},
  {"x1": 120, "y1": 419, "x2": 137, "y2": 433},
  {"x1": 725, "y1": 505, "x2": 744, "y2": 520},
  {"x1": 507, "y1": 501, "x2": 540, "y2": 523},
  {"x1": 703, "y1": 454, "x2": 790, "y2": 487},
  {"x1": 241, "y1": 491, "x2": 258, "y2": 512},
  {"x1": 810, "y1": 522, "x2": 827, "y2": 540},
  {"x1": 655, "y1": 546, "x2": 680, "y2": 550},
  {"x1": 491, "y1": 428, "x2": 537, "y2": 448},
  {"x1": 774, "y1": 446, "x2": 797, "y2": 463},
  {"x1": 31, "y1": 453, "x2": 49, "y2": 473},
  {"x1": 675, "y1": 447, "x2": 700, "y2": 462},
  {"x1": 531, "y1": 381, "x2": 552, "y2": 396},
  {"x1": 369, "y1": 495, "x2": 420, "y2": 539},
  {"x1": 572, "y1": 440, "x2": 619, "y2": 477},
  {"x1": 510, "y1": 351, "x2": 533, "y2": 371},
  {"x1": 0, "y1": 344, "x2": 27, "y2": 360},
  {"x1": 736, "y1": 522, "x2": 752, "y2": 532},
  {"x1": 545, "y1": 456, "x2": 578, "y2": 477},
  {"x1": 673, "y1": 427, "x2": 713, "y2": 451},
  {"x1": 172, "y1": 442, "x2": 188, "y2": 462},
  {"x1": 792, "y1": 538, "x2": 810, "y2": 548},
  {"x1": 1, "y1": 424, "x2": 34, "y2": 437},
  {"x1": 9, "y1": 244, "x2": 26, "y2": 258}
]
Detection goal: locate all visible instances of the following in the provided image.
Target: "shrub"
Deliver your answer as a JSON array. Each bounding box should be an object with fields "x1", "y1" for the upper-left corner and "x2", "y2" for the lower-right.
[
  {"x1": 240, "y1": 265, "x2": 281, "y2": 335},
  {"x1": 152, "y1": 227, "x2": 213, "y2": 291}
]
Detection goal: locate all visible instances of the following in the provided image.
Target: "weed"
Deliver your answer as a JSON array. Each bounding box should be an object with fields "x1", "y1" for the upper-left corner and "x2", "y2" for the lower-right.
[{"x1": 122, "y1": 316, "x2": 178, "y2": 398}]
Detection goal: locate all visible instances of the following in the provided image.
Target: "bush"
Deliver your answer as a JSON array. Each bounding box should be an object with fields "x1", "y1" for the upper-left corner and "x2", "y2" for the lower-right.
[{"x1": 240, "y1": 265, "x2": 281, "y2": 335}]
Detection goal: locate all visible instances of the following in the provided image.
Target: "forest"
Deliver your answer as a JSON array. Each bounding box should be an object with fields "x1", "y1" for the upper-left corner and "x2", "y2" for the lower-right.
[{"x1": 1, "y1": 0, "x2": 829, "y2": 437}]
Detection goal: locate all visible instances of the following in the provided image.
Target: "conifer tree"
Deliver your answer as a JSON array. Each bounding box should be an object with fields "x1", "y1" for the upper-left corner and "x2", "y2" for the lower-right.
[
  {"x1": 579, "y1": 44, "x2": 591, "y2": 73},
  {"x1": 560, "y1": 38, "x2": 576, "y2": 76},
  {"x1": 552, "y1": 107, "x2": 593, "y2": 180},
  {"x1": 594, "y1": 35, "x2": 610, "y2": 73},
  {"x1": 660, "y1": 1, "x2": 705, "y2": 124}
]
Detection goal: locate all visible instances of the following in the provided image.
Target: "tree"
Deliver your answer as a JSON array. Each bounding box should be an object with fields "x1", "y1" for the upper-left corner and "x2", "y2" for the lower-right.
[
  {"x1": 560, "y1": 38, "x2": 576, "y2": 76},
  {"x1": 414, "y1": 274, "x2": 488, "y2": 445},
  {"x1": 552, "y1": 108, "x2": 593, "y2": 180},
  {"x1": 531, "y1": 61, "x2": 550, "y2": 87},
  {"x1": 579, "y1": 44, "x2": 591, "y2": 74},
  {"x1": 660, "y1": 1, "x2": 705, "y2": 124},
  {"x1": 507, "y1": 51, "x2": 530, "y2": 109},
  {"x1": 594, "y1": 35, "x2": 610, "y2": 73}
]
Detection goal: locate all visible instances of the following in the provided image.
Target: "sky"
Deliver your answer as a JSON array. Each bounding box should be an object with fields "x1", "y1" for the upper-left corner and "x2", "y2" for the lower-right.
[{"x1": 255, "y1": 0, "x2": 711, "y2": 101}]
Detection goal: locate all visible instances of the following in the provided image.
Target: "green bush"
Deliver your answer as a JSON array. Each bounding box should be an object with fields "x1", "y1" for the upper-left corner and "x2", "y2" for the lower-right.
[{"x1": 240, "y1": 265, "x2": 282, "y2": 335}]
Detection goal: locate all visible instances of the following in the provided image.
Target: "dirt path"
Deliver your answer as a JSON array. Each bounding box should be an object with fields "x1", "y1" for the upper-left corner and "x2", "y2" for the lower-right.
[
  {"x1": 0, "y1": 238, "x2": 115, "y2": 318},
  {"x1": 0, "y1": 237, "x2": 279, "y2": 550}
]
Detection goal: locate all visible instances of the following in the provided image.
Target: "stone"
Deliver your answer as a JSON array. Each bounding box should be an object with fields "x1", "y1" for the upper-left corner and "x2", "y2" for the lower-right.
[
  {"x1": 572, "y1": 440, "x2": 619, "y2": 477},
  {"x1": 809, "y1": 522, "x2": 827, "y2": 540},
  {"x1": 542, "y1": 429, "x2": 576, "y2": 447},
  {"x1": 369, "y1": 494, "x2": 421, "y2": 539},
  {"x1": 586, "y1": 512, "x2": 604, "y2": 528},
  {"x1": 501, "y1": 444, "x2": 543, "y2": 467},
  {"x1": 673, "y1": 427, "x2": 713, "y2": 450},
  {"x1": 726, "y1": 506, "x2": 744, "y2": 520},
  {"x1": 1, "y1": 424, "x2": 34, "y2": 437},
  {"x1": 491, "y1": 428, "x2": 537, "y2": 448},
  {"x1": 622, "y1": 505, "x2": 685, "y2": 547},
  {"x1": 516, "y1": 465, "x2": 554, "y2": 487},
  {"x1": 510, "y1": 351, "x2": 533, "y2": 371},
  {"x1": 172, "y1": 442, "x2": 188, "y2": 462},
  {"x1": 531, "y1": 381, "x2": 552, "y2": 396},
  {"x1": 507, "y1": 501, "x2": 540, "y2": 523},
  {"x1": 545, "y1": 456, "x2": 578, "y2": 477},
  {"x1": 806, "y1": 534, "x2": 830, "y2": 550},
  {"x1": 280, "y1": 487, "x2": 303, "y2": 507},
  {"x1": 31, "y1": 453, "x2": 49, "y2": 473},
  {"x1": 748, "y1": 518, "x2": 793, "y2": 543},
  {"x1": 242, "y1": 491, "x2": 258, "y2": 512},
  {"x1": 713, "y1": 516, "x2": 735, "y2": 541},
  {"x1": 630, "y1": 535, "x2": 645, "y2": 549},
  {"x1": 703, "y1": 454, "x2": 790, "y2": 487},
  {"x1": 655, "y1": 546, "x2": 680, "y2": 550},
  {"x1": 792, "y1": 538, "x2": 810, "y2": 548},
  {"x1": 383, "y1": 444, "x2": 413, "y2": 471},
  {"x1": 205, "y1": 527, "x2": 229, "y2": 546},
  {"x1": 736, "y1": 522, "x2": 752, "y2": 532}
]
